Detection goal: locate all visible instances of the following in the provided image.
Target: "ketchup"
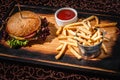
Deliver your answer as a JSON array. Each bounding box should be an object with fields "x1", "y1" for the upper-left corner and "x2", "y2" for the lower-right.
[{"x1": 57, "y1": 9, "x2": 75, "y2": 20}]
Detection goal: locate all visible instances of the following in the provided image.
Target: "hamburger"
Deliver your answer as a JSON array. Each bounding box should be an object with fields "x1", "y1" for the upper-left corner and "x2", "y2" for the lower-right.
[{"x1": 3, "y1": 11, "x2": 50, "y2": 48}]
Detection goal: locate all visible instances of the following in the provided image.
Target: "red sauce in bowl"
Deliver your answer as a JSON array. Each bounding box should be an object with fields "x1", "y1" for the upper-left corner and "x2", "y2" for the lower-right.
[{"x1": 57, "y1": 9, "x2": 75, "y2": 20}]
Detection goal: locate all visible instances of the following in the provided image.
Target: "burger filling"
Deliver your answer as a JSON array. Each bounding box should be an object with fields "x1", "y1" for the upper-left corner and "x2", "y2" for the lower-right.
[{"x1": 3, "y1": 17, "x2": 50, "y2": 48}]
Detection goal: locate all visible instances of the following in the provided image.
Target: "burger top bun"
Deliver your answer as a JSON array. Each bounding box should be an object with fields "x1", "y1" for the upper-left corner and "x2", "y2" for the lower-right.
[{"x1": 6, "y1": 11, "x2": 41, "y2": 37}]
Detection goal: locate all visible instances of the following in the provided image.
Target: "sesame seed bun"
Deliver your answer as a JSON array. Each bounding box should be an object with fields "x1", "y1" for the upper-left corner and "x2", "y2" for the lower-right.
[{"x1": 6, "y1": 11, "x2": 41, "y2": 38}]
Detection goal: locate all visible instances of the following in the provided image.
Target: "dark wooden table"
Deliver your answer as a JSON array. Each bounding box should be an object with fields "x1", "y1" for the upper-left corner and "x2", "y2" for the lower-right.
[{"x1": 0, "y1": 0, "x2": 120, "y2": 80}]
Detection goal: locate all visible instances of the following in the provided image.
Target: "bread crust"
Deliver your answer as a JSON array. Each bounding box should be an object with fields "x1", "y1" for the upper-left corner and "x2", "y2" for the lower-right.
[{"x1": 6, "y1": 11, "x2": 41, "y2": 37}]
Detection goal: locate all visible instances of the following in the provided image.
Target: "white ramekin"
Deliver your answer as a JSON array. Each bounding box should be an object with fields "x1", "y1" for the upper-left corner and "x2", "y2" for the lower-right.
[{"x1": 55, "y1": 7, "x2": 78, "y2": 26}]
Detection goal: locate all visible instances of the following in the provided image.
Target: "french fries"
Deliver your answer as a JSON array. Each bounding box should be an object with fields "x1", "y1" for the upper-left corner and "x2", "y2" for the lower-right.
[
  {"x1": 59, "y1": 41, "x2": 77, "y2": 47},
  {"x1": 68, "y1": 45, "x2": 82, "y2": 59},
  {"x1": 64, "y1": 22, "x2": 83, "y2": 29},
  {"x1": 67, "y1": 30, "x2": 76, "y2": 35},
  {"x1": 102, "y1": 43, "x2": 108, "y2": 53},
  {"x1": 55, "y1": 43, "x2": 67, "y2": 60},
  {"x1": 83, "y1": 15, "x2": 99, "y2": 25},
  {"x1": 55, "y1": 15, "x2": 117, "y2": 60},
  {"x1": 56, "y1": 44, "x2": 63, "y2": 51},
  {"x1": 94, "y1": 22, "x2": 117, "y2": 28},
  {"x1": 56, "y1": 26, "x2": 63, "y2": 35}
]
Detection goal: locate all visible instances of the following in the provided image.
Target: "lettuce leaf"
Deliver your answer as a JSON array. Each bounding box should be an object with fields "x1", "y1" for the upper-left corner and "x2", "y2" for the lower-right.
[{"x1": 7, "y1": 38, "x2": 29, "y2": 48}]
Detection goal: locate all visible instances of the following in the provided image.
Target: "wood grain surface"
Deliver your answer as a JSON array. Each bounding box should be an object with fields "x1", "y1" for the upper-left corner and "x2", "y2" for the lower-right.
[
  {"x1": 13, "y1": 13, "x2": 119, "y2": 61},
  {"x1": 0, "y1": 13, "x2": 119, "y2": 60}
]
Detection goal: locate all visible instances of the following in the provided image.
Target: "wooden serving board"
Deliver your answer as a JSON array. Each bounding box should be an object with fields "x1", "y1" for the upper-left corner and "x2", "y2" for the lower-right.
[{"x1": 18, "y1": 13, "x2": 119, "y2": 60}]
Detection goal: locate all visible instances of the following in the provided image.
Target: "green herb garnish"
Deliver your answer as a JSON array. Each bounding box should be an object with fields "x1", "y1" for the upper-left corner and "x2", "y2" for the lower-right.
[{"x1": 7, "y1": 38, "x2": 29, "y2": 48}]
